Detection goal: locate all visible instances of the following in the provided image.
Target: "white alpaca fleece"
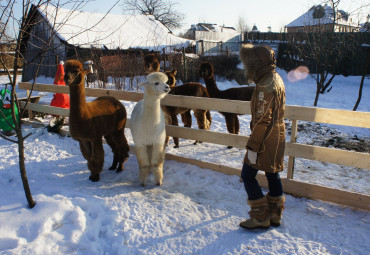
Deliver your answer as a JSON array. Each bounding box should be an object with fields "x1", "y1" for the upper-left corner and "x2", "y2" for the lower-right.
[
  {"x1": 147, "y1": 72, "x2": 168, "y2": 84},
  {"x1": 131, "y1": 72, "x2": 170, "y2": 186}
]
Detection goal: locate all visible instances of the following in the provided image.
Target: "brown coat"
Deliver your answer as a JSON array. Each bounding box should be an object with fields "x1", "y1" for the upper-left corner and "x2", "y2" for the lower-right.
[{"x1": 243, "y1": 71, "x2": 286, "y2": 173}]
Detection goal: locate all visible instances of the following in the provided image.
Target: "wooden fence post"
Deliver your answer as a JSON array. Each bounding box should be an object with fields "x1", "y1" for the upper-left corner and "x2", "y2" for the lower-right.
[
  {"x1": 182, "y1": 47, "x2": 187, "y2": 83},
  {"x1": 287, "y1": 119, "x2": 298, "y2": 179}
]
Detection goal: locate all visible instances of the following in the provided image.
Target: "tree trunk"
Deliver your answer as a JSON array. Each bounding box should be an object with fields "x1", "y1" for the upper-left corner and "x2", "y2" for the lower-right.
[
  {"x1": 17, "y1": 131, "x2": 36, "y2": 208},
  {"x1": 353, "y1": 49, "x2": 370, "y2": 111},
  {"x1": 314, "y1": 73, "x2": 321, "y2": 106},
  {"x1": 314, "y1": 86, "x2": 320, "y2": 106}
]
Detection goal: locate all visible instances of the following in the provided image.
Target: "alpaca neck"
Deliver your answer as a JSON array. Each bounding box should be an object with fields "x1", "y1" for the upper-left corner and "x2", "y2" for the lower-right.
[
  {"x1": 204, "y1": 75, "x2": 221, "y2": 97},
  {"x1": 69, "y1": 82, "x2": 87, "y2": 119},
  {"x1": 142, "y1": 92, "x2": 163, "y2": 123}
]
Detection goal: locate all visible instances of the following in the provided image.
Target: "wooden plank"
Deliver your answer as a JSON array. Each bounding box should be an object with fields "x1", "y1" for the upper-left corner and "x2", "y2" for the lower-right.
[
  {"x1": 19, "y1": 82, "x2": 70, "y2": 94},
  {"x1": 281, "y1": 178, "x2": 370, "y2": 211},
  {"x1": 162, "y1": 95, "x2": 251, "y2": 115},
  {"x1": 165, "y1": 125, "x2": 248, "y2": 148},
  {"x1": 165, "y1": 153, "x2": 242, "y2": 176},
  {"x1": 19, "y1": 102, "x2": 69, "y2": 117},
  {"x1": 287, "y1": 119, "x2": 298, "y2": 179},
  {"x1": 285, "y1": 105, "x2": 370, "y2": 128},
  {"x1": 285, "y1": 142, "x2": 370, "y2": 170}
]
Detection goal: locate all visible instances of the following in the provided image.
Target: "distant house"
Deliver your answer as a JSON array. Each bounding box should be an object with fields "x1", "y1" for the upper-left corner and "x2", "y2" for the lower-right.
[
  {"x1": 183, "y1": 23, "x2": 242, "y2": 54},
  {"x1": 359, "y1": 14, "x2": 370, "y2": 32},
  {"x1": 21, "y1": 4, "x2": 194, "y2": 82},
  {"x1": 286, "y1": 5, "x2": 360, "y2": 33},
  {"x1": 250, "y1": 24, "x2": 259, "y2": 33}
]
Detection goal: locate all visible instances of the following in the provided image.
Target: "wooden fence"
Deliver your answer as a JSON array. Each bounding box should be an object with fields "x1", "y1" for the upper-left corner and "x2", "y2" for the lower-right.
[{"x1": 18, "y1": 82, "x2": 370, "y2": 211}]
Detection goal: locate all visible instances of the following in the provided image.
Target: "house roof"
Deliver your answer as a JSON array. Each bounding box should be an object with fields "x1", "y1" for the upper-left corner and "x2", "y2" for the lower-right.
[
  {"x1": 37, "y1": 4, "x2": 193, "y2": 51},
  {"x1": 189, "y1": 23, "x2": 237, "y2": 33},
  {"x1": 251, "y1": 24, "x2": 259, "y2": 32},
  {"x1": 286, "y1": 4, "x2": 359, "y2": 28}
]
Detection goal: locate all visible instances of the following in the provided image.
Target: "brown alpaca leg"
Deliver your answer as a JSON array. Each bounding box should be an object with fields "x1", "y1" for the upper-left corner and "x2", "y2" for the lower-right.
[
  {"x1": 181, "y1": 110, "x2": 192, "y2": 127},
  {"x1": 193, "y1": 109, "x2": 209, "y2": 145},
  {"x1": 105, "y1": 134, "x2": 119, "y2": 171},
  {"x1": 182, "y1": 110, "x2": 198, "y2": 144},
  {"x1": 233, "y1": 114, "x2": 240, "y2": 134},
  {"x1": 88, "y1": 140, "x2": 104, "y2": 182},
  {"x1": 105, "y1": 130, "x2": 129, "y2": 172},
  {"x1": 79, "y1": 140, "x2": 92, "y2": 160},
  {"x1": 171, "y1": 114, "x2": 180, "y2": 148},
  {"x1": 223, "y1": 112, "x2": 236, "y2": 149},
  {"x1": 205, "y1": 110, "x2": 212, "y2": 130}
]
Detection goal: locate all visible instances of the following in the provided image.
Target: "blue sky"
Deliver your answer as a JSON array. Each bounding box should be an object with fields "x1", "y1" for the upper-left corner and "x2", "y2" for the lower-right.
[{"x1": 80, "y1": 0, "x2": 369, "y2": 34}]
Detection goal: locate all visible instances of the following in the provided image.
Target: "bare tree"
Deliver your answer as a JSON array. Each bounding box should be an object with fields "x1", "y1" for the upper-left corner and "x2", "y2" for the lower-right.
[
  {"x1": 291, "y1": 0, "x2": 366, "y2": 106},
  {"x1": 236, "y1": 16, "x2": 250, "y2": 33},
  {"x1": 353, "y1": 46, "x2": 370, "y2": 111},
  {"x1": 0, "y1": 0, "x2": 118, "y2": 208},
  {"x1": 123, "y1": 0, "x2": 184, "y2": 30}
]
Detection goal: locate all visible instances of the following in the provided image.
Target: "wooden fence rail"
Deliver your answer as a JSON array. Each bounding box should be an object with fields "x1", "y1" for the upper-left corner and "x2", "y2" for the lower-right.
[{"x1": 18, "y1": 82, "x2": 370, "y2": 211}]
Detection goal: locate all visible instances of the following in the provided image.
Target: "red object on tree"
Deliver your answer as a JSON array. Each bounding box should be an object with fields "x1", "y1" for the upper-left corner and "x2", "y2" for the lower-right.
[{"x1": 50, "y1": 61, "x2": 70, "y2": 109}]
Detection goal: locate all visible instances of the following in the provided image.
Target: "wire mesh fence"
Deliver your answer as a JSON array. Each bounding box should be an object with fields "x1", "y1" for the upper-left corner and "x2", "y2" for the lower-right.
[{"x1": 76, "y1": 49, "x2": 246, "y2": 90}]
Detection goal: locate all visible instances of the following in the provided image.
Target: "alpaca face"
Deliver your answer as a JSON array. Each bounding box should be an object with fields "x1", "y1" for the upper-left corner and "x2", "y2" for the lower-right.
[
  {"x1": 165, "y1": 70, "x2": 177, "y2": 87},
  {"x1": 142, "y1": 72, "x2": 170, "y2": 97},
  {"x1": 144, "y1": 54, "x2": 160, "y2": 73},
  {"x1": 64, "y1": 60, "x2": 84, "y2": 86},
  {"x1": 199, "y1": 62, "x2": 214, "y2": 79}
]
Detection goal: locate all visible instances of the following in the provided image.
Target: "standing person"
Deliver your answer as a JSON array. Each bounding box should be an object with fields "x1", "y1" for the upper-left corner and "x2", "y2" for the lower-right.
[{"x1": 238, "y1": 44, "x2": 286, "y2": 230}]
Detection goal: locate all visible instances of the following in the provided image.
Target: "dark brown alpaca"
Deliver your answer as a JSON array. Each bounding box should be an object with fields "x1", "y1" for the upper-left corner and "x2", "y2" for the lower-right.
[
  {"x1": 199, "y1": 62, "x2": 255, "y2": 148},
  {"x1": 144, "y1": 53, "x2": 160, "y2": 73},
  {"x1": 64, "y1": 60, "x2": 129, "y2": 182},
  {"x1": 162, "y1": 70, "x2": 212, "y2": 148}
]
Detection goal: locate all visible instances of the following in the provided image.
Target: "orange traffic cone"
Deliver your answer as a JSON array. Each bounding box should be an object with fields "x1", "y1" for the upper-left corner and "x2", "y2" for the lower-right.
[{"x1": 50, "y1": 61, "x2": 70, "y2": 109}]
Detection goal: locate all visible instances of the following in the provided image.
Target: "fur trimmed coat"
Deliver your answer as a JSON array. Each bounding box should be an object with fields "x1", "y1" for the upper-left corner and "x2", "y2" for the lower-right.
[{"x1": 243, "y1": 71, "x2": 286, "y2": 173}]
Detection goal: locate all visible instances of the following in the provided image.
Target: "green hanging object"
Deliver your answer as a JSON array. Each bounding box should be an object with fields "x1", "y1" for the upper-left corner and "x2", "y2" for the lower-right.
[{"x1": 0, "y1": 88, "x2": 19, "y2": 131}]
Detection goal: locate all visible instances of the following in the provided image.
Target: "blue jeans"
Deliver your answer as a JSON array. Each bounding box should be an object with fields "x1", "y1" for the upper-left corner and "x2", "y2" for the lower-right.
[{"x1": 241, "y1": 163, "x2": 283, "y2": 200}]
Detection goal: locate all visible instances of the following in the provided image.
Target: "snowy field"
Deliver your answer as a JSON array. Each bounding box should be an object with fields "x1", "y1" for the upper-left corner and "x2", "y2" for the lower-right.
[{"x1": 0, "y1": 68, "x2": 369, "y2": 254}]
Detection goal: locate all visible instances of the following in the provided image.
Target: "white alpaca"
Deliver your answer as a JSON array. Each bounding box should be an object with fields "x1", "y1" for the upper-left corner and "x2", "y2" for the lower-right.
[{"x1": 130, "y1": 72, "x2": 170, "y2": 186}]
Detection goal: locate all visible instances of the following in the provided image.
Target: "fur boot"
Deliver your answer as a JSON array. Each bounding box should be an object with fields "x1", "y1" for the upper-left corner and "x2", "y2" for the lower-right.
[
  {"x1": 239, "y1": 196, "x2": 270, "y2": 230},
  {"x1": 267, "y1": 194, "x2": 285, "y2": 227}
]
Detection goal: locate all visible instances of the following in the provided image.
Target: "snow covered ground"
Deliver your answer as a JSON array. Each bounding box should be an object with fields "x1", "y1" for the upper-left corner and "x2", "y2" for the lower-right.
[{"x1": 0, "y1": 68, "x2": 369, "y2": 254}]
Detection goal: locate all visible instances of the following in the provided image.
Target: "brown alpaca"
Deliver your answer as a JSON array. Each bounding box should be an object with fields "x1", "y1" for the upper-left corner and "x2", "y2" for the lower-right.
[
  {"x1": 64, "y1": 60, "x2": 130, "y2": 182},
  {"x1": 199, "y1": 62, "x2": 255, "y2": 148},
  {"x1": 144, "y1": 53, "x2": 160, "y2": 73},
  {"x1": 162, "y1": 70, "x2": 212, "y2": 148}
]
